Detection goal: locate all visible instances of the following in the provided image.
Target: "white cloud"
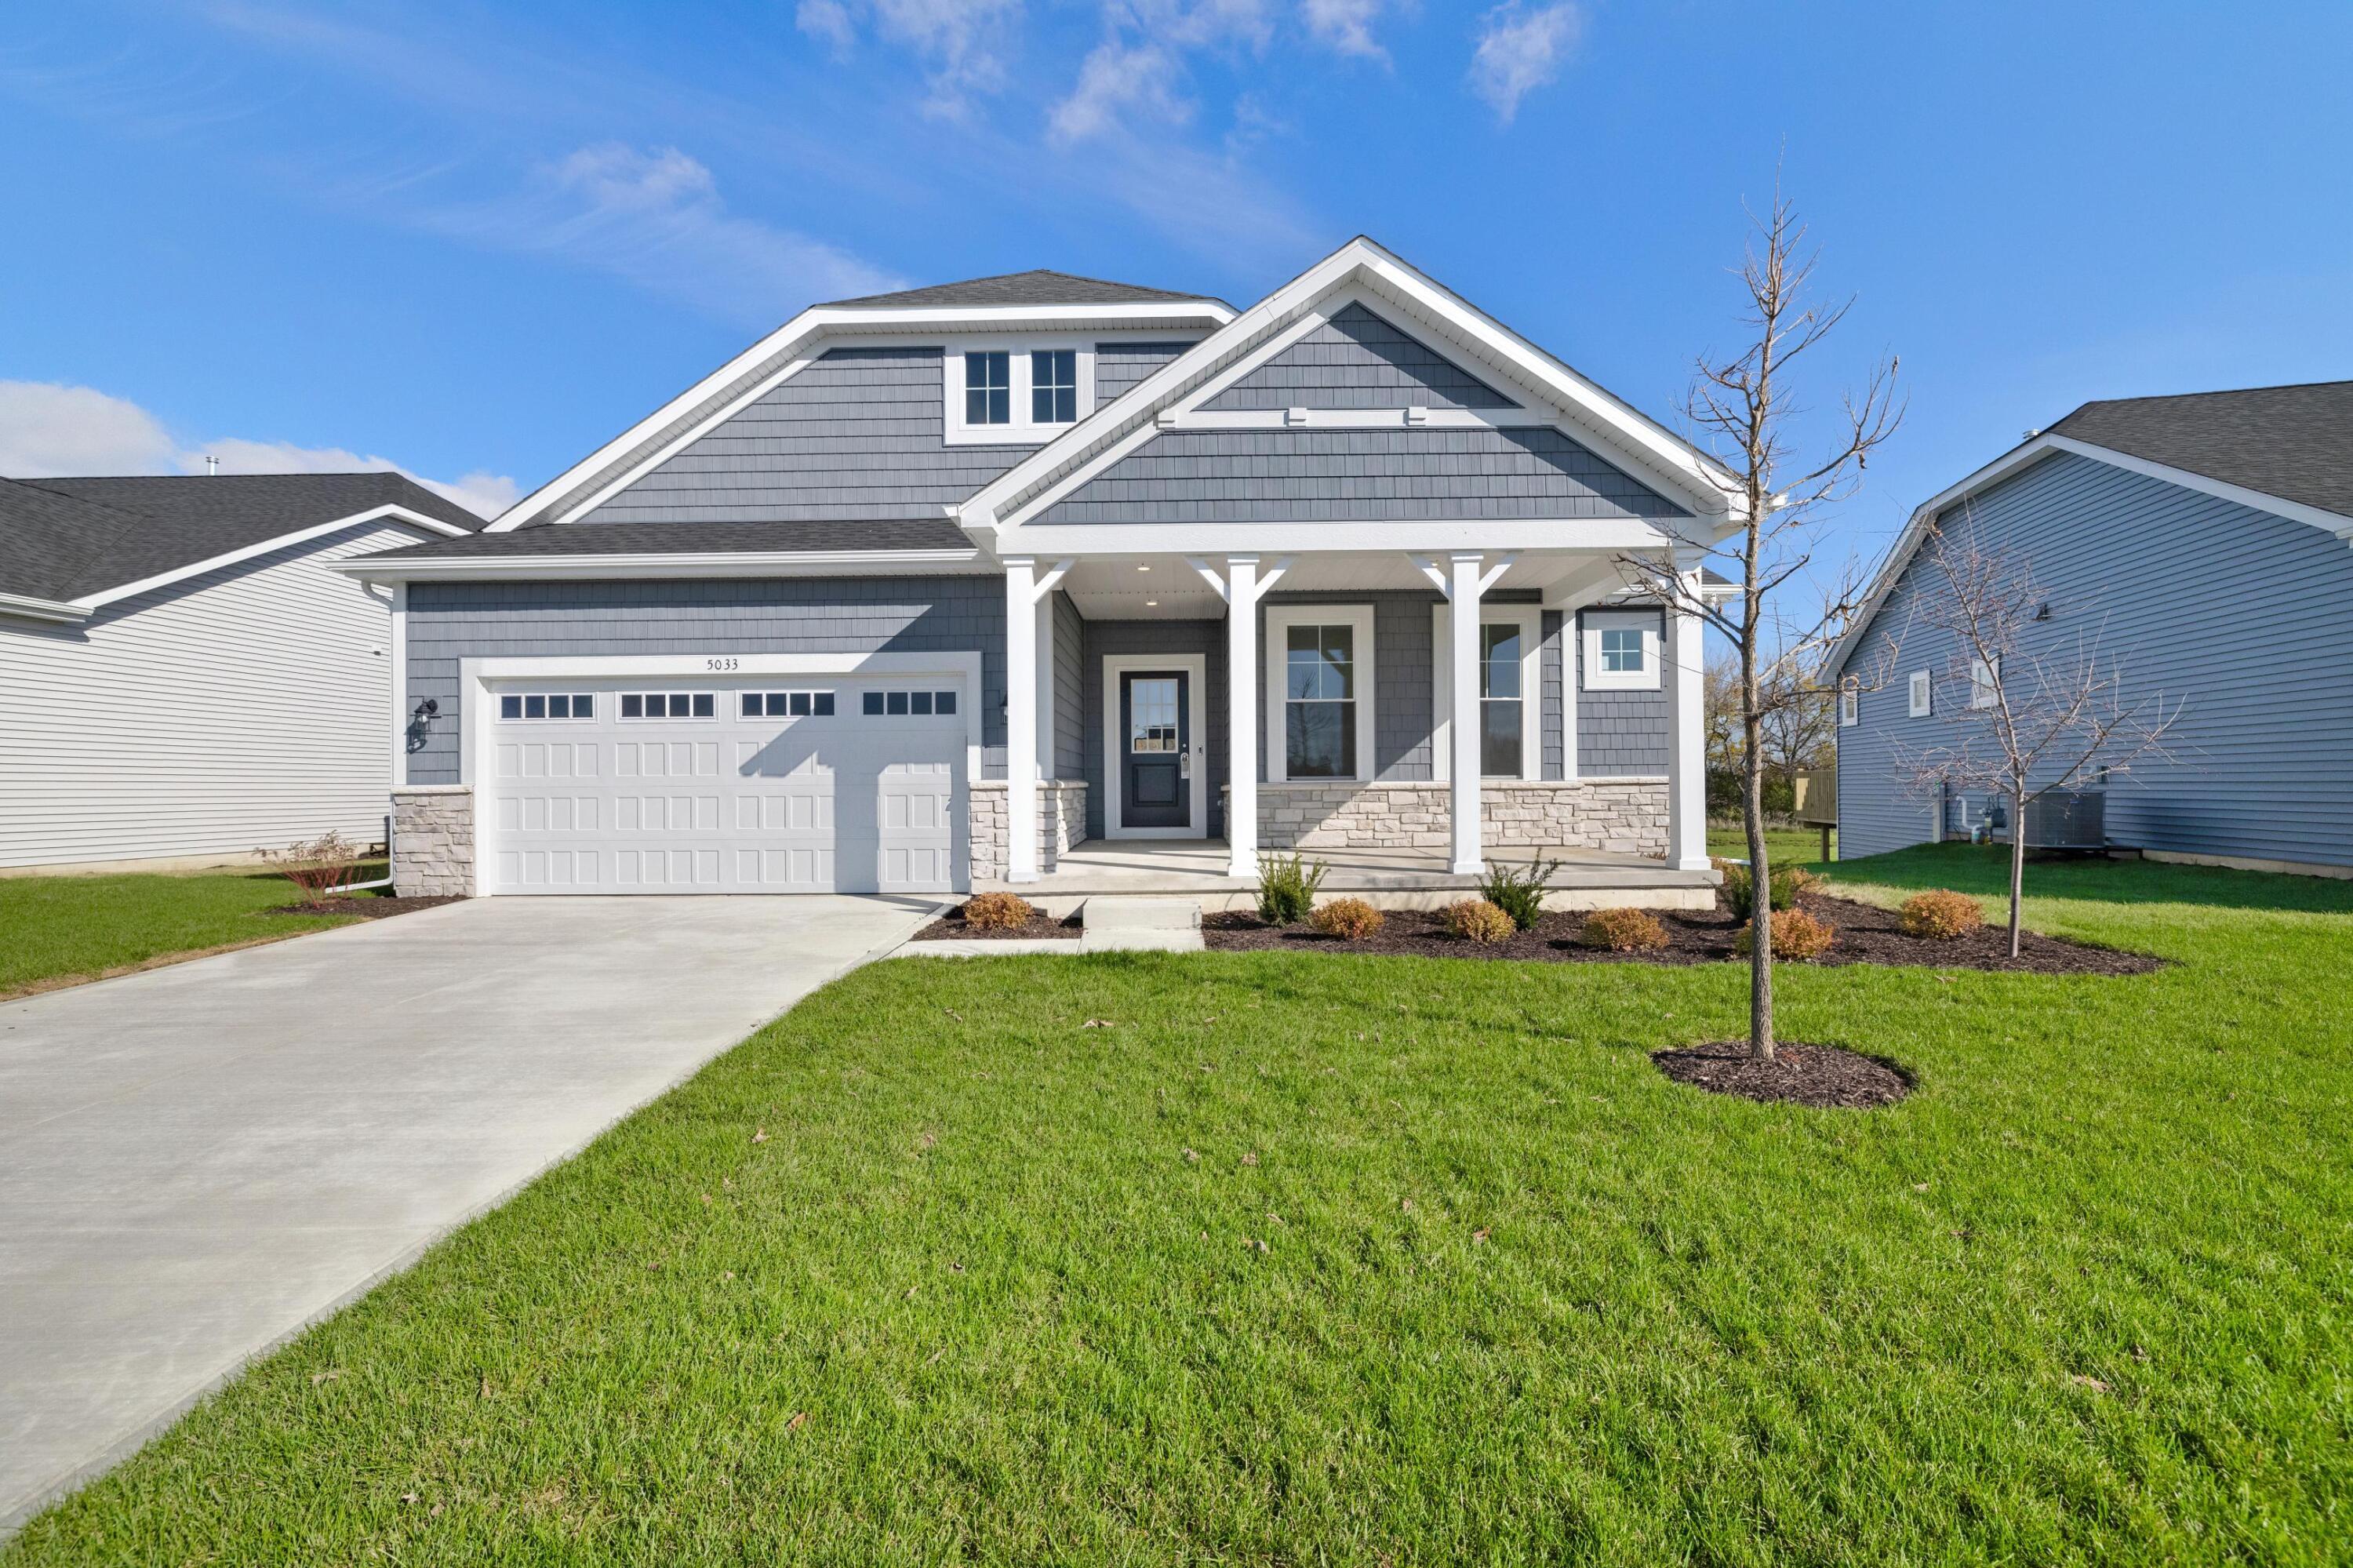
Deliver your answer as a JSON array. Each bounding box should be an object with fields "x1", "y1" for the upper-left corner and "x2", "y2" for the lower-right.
[
  {"x1": 802, "y1": 0, "x2": 1028, "y2": 116},
  {"x1": 1467, "y1": 1, "x2": 1579, "y2": 122},
  {"x1": 1302, "y1": 0, "x2": 1393, "y2": 61},
  {"x1": 1051, "y1": 42, "x2": 1194, "y2": 144},
  {"x1": 0, "y1": 380, "x2": 518, "y2": 518},
  {"x1": 795, "y1": 0, "x2": 858, "y2": 53},
  {"x1": 411, "y1": 141, "x2": 904, "y2": 328}
]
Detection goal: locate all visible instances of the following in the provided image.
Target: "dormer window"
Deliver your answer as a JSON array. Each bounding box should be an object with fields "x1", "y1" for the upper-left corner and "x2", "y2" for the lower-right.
[
  {"x1": 1032, "y1": 351, "x2": 1078, "y2": 424},
  {"x1": 965, "y1": 351, "x2": 1010, "y2": 425}
]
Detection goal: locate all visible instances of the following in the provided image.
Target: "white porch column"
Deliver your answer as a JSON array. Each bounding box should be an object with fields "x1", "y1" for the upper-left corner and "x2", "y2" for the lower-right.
[
  {"x1": 1448, "y1": 552, "x2": 1486, "y2": 874},
  {"x1": 1003, "y1": 557, "x2": 1040, "y2": 882},
  {"x1": 1664, "y1": 573, "x2": 1710, "y2": 871},
  {"x1": 1225, "y1": 556, "x2": 1260, "y2": 877},
  {"x1": 1035, "y1": 591, "x2": 1057, "y2": 777}
]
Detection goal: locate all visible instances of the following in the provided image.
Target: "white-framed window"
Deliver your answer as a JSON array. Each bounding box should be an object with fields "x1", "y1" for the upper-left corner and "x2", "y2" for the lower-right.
[
  {"x1": 1908, "y1": 670, "x2": 1932, "y2": 718},
  {"x1": 1969, "y1": 657, "x2": 2000, "y2": 710},
  {"x1": 1264, "y1": 603, "x2": 1377, "y2": 782},
  {"x1": 620, "y1": 692, "x2": 716, "y2": 720},
  {"x1": 740, "y1": 689, "x2": 837, "y2": 719},
  {"x1": 1430, "y1": 603, "x2": 1542, "y2": 780},
  {"x1": 499, "y1": 692, "x2": 594, "y2": 721},
  {"x1": 1838, "y1": 680, "x2": 1860, "y2": 728},
  {"x1": 859, "y1": 689, "x2": 960, "y2": 716},
  {"x1": 944, "y1": 340, "x2": 1096, "y2": 444},
  {"x1": 1581, "y1": 609, "x2": 1662, "y2": 692}
]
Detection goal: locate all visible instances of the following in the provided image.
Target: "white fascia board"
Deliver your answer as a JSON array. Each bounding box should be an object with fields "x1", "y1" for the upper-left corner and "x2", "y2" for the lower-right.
[
  {"x1": 970, "y1": 238, "x2": 1740, "y2": 541},
  {"x1": 0, "y1": 591, "x2": 91, "y2": 624},
  {"x1": 489, "y1": 300, "x2": 1234, "y2": 533},
  {"x1": 1821, "y1": 430, "x2": 2353, "y2": 680},
  {"x1": 333, "y1": 548, "x2": 988, "y2": 583},
  {"x1": 71, "y1": 505, "x2": 469, "y2": 613},
  {"x1": 1003, "y1": 519, "x2": 1684, "y2": 556}
]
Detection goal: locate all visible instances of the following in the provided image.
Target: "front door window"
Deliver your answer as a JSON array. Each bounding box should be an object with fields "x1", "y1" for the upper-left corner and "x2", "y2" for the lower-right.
[{"x1": 1120, "y1": 671, "x2": 1191, "y2": 830}]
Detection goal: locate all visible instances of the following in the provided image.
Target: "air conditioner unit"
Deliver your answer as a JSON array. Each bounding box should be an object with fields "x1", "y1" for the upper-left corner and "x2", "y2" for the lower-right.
[{"x1": 1990, "y1": 791, "x2": 2105, "y2": 850}]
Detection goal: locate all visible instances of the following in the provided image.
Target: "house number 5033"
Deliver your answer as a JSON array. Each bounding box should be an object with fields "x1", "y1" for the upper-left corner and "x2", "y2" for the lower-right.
[{"x1": 705, "y1": 657, "x2": 740, "y2": 672}]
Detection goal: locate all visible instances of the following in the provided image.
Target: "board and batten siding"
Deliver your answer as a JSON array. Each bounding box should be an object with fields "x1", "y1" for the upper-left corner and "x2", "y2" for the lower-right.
[
  {"x1": 0, "y1": 522, "x2": 426, "y2": 870},
  {"x1": 1836, "y1": 449, "x2": 2353, "y2": 865},
  {"x1": 402, "y1": 577, "x2": 1009, "y2": 785}
]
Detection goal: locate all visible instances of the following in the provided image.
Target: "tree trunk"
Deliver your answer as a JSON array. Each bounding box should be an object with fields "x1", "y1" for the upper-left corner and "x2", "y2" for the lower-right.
[
  {"x1": 1745, "y1": 708, "x2": 1776, "y2": 1060},
  {"x1": 2009, "y1": 784, "x2": 2028, "y2": 959}
]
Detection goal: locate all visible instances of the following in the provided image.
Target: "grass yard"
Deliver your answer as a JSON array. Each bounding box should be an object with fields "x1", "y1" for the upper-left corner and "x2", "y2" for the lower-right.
[
  {"x1": 1707, "y1": 822, "x2": 1836, "y2": 865},
  {"x1": 0, "y1": 865, "x2": 383, "y2": 999},
  {"x1": 10, "y1": 848, "x2": 2351, "y2": 1563}
]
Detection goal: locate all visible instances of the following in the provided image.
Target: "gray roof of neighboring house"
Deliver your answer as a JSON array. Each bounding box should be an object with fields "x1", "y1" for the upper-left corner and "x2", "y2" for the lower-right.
[
  {"x1": 361, "y1": 518, "x2": 975, "y2": 560},
  {"x1": 2048, "y1": 380, "x2": 2353, "y2": 521},
  {"x1": 821, "y1": 269, "x2": 1225, "y2": 311},
  {"x1": 0, "y1": 471, "x2": 486, "y2": 604}
]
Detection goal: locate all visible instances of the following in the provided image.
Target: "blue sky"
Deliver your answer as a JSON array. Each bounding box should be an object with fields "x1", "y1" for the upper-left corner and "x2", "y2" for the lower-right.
[{"x1": 3, "y1": 0, "x2": 2349, "y2": 580}]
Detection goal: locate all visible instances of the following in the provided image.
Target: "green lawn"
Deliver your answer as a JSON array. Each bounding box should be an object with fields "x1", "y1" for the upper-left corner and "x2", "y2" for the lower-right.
[
  {"x1": 11, "y1": 848, "x2": 2351, "y2": 1564},
  {"x1": 1707, "y1": 821, "x2": 1836, "y2": 865},
  {"x1": 0, "y1": 865, "x2": 382, "y2": 997}
]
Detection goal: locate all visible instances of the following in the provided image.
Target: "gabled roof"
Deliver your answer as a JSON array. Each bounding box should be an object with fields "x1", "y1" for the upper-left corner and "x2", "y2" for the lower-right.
[
  {"x1": 821, "y1": 269, "x2": 1224, "y2": 311},
  {"x1": 1824, "y1": 380, "x2": 2353, "y2": 679},
  {"x1": 2047, "y1": 380, "x2": 2353, "y2": 522},
  {"x1": 0, "y1": 471, "x2": 479, "y2": 621},
  {"x1": 960, "y1": 235, "x2": 1740, "y2": 543}
]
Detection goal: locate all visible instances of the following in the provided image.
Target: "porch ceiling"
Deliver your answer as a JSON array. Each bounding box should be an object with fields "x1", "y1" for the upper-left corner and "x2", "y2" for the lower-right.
[{"x1": 1056, "y1": 549, "x2": 1638, "y2": 620}]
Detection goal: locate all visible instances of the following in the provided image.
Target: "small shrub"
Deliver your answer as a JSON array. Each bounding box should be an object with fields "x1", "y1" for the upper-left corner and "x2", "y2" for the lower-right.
[
  {"x1": 1718, "y1": 860, "x2": 1814, "y2": 922},
  {"x1": 1256, "y1": 852, "x2": 1329, "y2": 924},
  {"x1": 1309, "y1": 897, "x2": 1385, "y2": 940},
  {"x1": 255, "y1": 831, "x2": 360, "y2": 908},
  {"x1": 1478, "y1": 852, "x2": 1562, "y2": 932},
  {"x1": 1442, "y1": 898, "x2": 1515, "y2": 944},
  {"x1": 1900, "y1": 889, "x2": 1984, "y2": 940},
  {"x1": 962, "y1": 892, "x2": 1035, "y2": 931},
  {"x1": 1734, "y1": 907, "x2": 1838, "y2": 962},
  {"x1": 1580, "y1": 906, "x2": 1669, "y2": 952}
]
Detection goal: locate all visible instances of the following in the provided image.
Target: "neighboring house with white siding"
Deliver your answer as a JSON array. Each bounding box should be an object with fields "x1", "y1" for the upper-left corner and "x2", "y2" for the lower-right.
[
  {"x1": 1826, "y1": 380, "x2": 2353, "y2": 876},
  {"x1": 0, "y1": 473, "x2": 483, "y2": 871},
  {"x1": 336, "y1": 240, "x2": 1744, "y2": 904}
]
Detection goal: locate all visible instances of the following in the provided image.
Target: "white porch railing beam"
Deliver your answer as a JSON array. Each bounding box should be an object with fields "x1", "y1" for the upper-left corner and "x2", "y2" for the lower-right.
[
  {"x1": 1664, "y1": 566, "x2": 1710, "y2": 871},
  {"x1": 1225, "y1": 556, "x2": 1262, "y2": 878},
  {"x1": 1003, "y1": 557, "x2": 1041, "y2": 882},
  {"x1": 1447, "y1": 552, "x2": 1486, "y2": 874}
]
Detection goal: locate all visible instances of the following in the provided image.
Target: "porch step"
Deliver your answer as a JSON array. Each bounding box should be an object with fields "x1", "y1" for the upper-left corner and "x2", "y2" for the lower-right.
[{"x1": 1078, "y1": 896, "x2": 1204, "y2": 953}]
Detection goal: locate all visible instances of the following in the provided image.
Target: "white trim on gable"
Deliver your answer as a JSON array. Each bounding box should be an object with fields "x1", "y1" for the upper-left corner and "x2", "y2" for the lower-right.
[
  {"x1": 958, "y1": 238, "x2": 1741, "y2": 545},
  {"x1": 487, "y1": 300, "x2": 1232, "y2": 532},
  {"x1": 1825, "y1": 431, "x2": 2353, "y2": 680}
]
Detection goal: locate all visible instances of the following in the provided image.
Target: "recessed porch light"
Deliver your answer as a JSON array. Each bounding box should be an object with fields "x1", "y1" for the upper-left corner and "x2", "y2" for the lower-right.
[{"x1": 1136, "y1": 563, "x2": 1151, "y2": 571}]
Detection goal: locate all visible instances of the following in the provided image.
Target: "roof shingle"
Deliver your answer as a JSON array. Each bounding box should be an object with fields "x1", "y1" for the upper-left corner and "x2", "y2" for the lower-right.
[
  {"x1": 821, "y1": 269, "x2": 1224, "y2": 311},
  {"x1": 2048, "y1": 380, "x2": 2353, "y2": 521}
]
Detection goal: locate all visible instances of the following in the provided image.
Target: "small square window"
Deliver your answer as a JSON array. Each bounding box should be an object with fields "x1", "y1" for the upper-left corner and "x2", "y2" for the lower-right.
[
  {"x1": 886, "y1": 690, "x2": 909, "y2": 715},
  {"x1": 784, "y1": 691, "x2": 807, "y2": 717},
  {"x1": 1031, "y1": 350, "x2": 1078, "y2": 424},
  {"x1": 571, "y1": 694, "x2": 592, "y2": 719},
  {"x1": 1600, "y1": 628, "x2": 1645, "y2": 674},
  {"x1": 552, "y1": 694, "x2": 575, "y2": 719},
  {"x1": 524, "y1": 694, "x2": 547, "y2": 719},
  {"x1": 910, "y1": 690, "x2": 933, "y2": 715},
  {"x1": 622, "y1": 693, "x2": 644, "y2": 719},
  {"x1": 966, "y1": 351, "x2": 1010, "y2": 425},
  {"x1": 813, "y1": 692, "x2": 835, "y2": 716},
  {"x1": 500, "y1": 694, "x2": 522, "y2": 719},
  {"x1": 692, "y1": 693, "x2": 715, "y2": 718},
  {"x1": 863, "y1": 691, "x2": 885, "y2": 715},
  {"x1": 933, "y1": 689, "x2": 955, "y2": 715},
  {"x1": 743, "y1": 693, "x2": 762, "y2": 718}
]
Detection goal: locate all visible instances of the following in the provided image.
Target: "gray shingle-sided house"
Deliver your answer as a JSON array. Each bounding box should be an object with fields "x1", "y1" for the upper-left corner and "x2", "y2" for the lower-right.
[
  {"x1": 342, "y1": 238, "x2": 1745, "y2": 904},
  {"x1": 0, "y1": 472, "x2": 483, "y2": 871},
  {"x1": 1826, "y1": 380, "x2": 2353, "y2": 876}
]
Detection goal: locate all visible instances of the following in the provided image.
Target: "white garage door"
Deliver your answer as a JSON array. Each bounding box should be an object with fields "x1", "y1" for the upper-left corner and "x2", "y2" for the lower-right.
[{"x1": 484, "y1": 676, "x2": 966, "y2": 895}]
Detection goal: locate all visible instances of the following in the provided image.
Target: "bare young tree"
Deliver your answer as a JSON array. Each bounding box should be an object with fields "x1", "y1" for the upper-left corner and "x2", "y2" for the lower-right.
[
  {"x1": 1889, "y1": 520, "x2": 2184, "y2": 956},
  {"x1": 1620, "y1": 186, "x2": 1901, "y2": 1061}
]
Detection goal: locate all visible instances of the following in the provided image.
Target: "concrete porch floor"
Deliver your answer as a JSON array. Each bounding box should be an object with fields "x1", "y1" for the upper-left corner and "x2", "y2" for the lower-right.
[{"x1": 980, "y1": 839, "x2": 1719, "y2": 914}]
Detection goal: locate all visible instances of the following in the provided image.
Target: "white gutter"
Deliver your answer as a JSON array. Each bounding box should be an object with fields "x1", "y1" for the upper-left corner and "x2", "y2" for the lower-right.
[{"x1": 333, "y1": 548, "x2": 989, "y2": 583}]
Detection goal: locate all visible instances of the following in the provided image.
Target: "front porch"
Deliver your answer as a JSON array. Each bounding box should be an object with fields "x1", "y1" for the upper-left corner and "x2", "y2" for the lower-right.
[{"x1": 977, "y1": 837, "x2": 1719, "y2": 916}]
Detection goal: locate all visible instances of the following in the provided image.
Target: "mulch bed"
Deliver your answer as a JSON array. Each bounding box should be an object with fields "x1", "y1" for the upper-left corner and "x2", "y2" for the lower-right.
[
  {"x1": 1200, "y1": 891, "x2": 2160, "y2": 976},
  {"x1": 1652, "y1": 1042, "x2": 1913, "y2": 1108},
  {"x1": 265, "y1": 896, "x2": 464, "y2": 920},
  {"x1": 912, "y1": 909, "x2": 1082, "y2": 942}
]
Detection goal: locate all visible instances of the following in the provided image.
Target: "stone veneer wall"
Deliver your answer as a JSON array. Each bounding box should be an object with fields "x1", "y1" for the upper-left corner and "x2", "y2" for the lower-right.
[
  {"x1": 391, "y1": 785, "x2": 475, "y2": 897},
  {"x1": 1224, "y1": 779, "x2": 1667, "y2": 857},
  {"x1": 969, "y1": 780, "x2": 1088, "y2": 882}
]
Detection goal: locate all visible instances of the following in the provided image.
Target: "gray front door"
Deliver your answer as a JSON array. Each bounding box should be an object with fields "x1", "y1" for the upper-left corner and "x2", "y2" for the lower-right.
[{"x1": 1119, "y1": 671, "x2": 1191, "y2": 831}]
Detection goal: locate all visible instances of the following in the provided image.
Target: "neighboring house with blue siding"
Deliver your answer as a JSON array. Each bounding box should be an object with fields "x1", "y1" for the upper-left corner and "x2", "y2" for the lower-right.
[
  {"x1": 1827, "y1": 381, "x2": 2353, "y2": 875},
  {"x1": 341, "y1": 240, "x2": 1744, "y2": 900}
]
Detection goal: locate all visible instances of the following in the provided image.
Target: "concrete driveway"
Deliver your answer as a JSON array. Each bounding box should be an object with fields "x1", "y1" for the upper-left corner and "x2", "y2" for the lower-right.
[{"x1": 0, "y1": 894, "x2": 933, "y2": 1530}]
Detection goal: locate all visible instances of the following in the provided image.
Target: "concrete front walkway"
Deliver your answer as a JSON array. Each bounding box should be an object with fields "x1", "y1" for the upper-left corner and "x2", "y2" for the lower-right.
[{"x1": 0, "y1": 894, "x2": 933, "y2": 1531}]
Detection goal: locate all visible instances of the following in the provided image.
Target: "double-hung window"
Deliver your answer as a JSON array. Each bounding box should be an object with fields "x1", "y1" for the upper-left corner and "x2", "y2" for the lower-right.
[
  {"x1": 1432, "y1": 605, "x2": 1540, "y2": 780},
  {"x1": 965, "y1": 351, "x2": 1010, "y2": 426},
  {"x1": 1267, "y1": 610, "x2": 1373, "y2": 780},
  {"x1": 1908, "y1": 670, "x2": 1933, "y2": 718},
  {"x1": 1479, "y1": 623, "x2": 1526, "y2": 777},
  {"x1": 1969, "y1": 657, "x2": 2001, "y2": 709},
  {"x1": 1031, "y1": 350, "x2": 1078, "y2": 424}
]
